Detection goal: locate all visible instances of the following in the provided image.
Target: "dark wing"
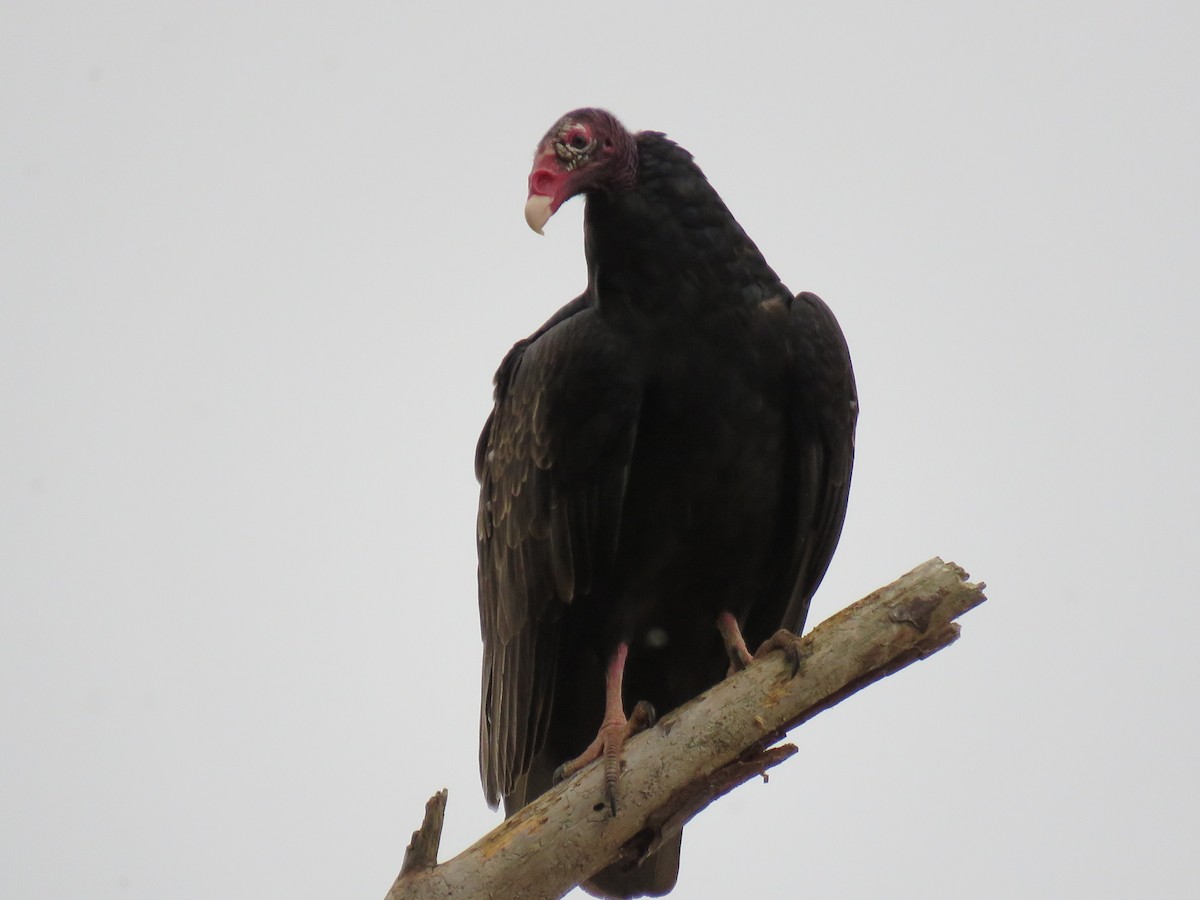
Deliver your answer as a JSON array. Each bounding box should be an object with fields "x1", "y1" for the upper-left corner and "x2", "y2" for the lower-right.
[
  {"x1": 476, "y1": 298, "x2": 641, "y2": 807},
  {"x1": 749, "y1": 290, "x2": 857, "y2": 640}
]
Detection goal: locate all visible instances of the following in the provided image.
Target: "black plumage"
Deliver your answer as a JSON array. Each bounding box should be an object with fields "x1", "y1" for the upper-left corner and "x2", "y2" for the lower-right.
[{"x1": 476, "y1": 109, "x2": 857, "y2": 898}]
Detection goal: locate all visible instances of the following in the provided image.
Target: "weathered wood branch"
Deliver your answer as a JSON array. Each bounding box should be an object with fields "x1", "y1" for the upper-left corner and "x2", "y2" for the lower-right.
[
  {"x1": 386, "y1": 557, "x2": 986, "y2": 900},
  {"x1": 399, "y1": 790, "x2": 447, "y2": 877}
]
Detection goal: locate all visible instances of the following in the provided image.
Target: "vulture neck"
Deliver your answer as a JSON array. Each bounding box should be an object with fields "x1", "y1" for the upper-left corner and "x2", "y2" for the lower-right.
[{"x1": 582, "y1": 132, "x2": 784, "y2": 324}]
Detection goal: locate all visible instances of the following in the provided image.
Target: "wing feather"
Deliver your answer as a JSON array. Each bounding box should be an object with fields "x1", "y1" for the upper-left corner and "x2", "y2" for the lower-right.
[
  {"x1": 477, "y1": 300, "x2": 640, "y2": 807},
  {"x1": 743, "y1": 290, "x2": 857, "y2": 643}
]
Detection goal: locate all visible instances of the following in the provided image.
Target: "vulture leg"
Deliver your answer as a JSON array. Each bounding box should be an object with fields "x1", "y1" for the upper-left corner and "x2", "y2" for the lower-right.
[
  {"x1": 717, "y1": 614, "x2": 806, "y2": 679},
  {"x1": 717, "y1": 612, "x2": 754, "y2": 676},
  {"x1": 553, "y1": 642, "x2": 655, "y2": 816}
]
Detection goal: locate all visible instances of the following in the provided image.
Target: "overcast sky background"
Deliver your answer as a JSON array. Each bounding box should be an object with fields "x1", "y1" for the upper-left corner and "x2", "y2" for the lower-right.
[{"x1": 3, "y1": 2, "x2": 1198, "y2": 898}]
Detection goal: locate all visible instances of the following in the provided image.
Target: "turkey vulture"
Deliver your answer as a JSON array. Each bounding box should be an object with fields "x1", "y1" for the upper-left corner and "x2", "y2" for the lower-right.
[{"x1": 476, "y1": 108, "x2": 857, "y2": 898}]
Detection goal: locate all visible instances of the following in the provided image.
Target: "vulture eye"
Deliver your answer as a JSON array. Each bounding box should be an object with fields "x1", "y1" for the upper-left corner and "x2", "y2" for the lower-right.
[{"x1": 568, "y1": 133, "x2": 590, "y2": 150}]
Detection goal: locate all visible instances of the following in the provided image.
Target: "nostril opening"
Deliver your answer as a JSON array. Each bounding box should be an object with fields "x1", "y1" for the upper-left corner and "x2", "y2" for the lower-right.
[{"x1": 529, "y1": 169, "x2": 557, "y2": 196}]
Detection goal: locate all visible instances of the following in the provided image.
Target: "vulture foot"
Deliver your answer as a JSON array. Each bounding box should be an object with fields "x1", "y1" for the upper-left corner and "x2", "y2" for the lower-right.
[
  {"x1": 755, "y1": 628, "x2": 806, "y2": 678},
  {"x1": 552, "y1": 643, "x2": 655, "y2": 816},
  {"x1": 717, "y1": 615, "x2": 806, "y2": 679}
]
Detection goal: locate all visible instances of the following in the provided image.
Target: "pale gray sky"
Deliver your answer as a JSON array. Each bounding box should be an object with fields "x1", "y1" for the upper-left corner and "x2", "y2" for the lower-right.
[{"x1": 3, "y1": 2, "x2": 1197, "y2": 897}]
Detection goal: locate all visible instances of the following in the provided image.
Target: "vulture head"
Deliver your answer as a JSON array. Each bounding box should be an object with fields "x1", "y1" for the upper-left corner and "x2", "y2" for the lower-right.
[{"x1": 524, "y1": 108, "x2": 638, "y2": 234}]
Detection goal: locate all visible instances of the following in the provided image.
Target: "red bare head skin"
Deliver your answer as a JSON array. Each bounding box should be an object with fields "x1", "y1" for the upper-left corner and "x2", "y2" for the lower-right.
[{"x1": 524, "y1": 108, "x2": 638, "y2": 233}]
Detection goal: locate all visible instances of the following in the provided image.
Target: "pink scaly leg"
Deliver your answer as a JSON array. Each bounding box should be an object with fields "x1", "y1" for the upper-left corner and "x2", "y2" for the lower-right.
[
  {"x1": 553, "y1": 642, "x2": 655, "y2": 816},
  {"x1": 717, "y1": 612, "x2": 755, "y2": 676}
]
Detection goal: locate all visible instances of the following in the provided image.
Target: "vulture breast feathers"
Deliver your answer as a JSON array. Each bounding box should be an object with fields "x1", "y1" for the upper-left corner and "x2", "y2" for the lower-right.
[{"x1": 475, "y1": 108, "x2": 857, "y2": 898}]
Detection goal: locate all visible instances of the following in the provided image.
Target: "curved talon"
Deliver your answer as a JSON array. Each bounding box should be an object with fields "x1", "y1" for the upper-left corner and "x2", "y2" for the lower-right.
[
  {"x1": 629, "y1": 700, "x2": 656, "y2": 730},
  {"x1": 605, "y1": 779, "x2": 618, "y2": 817},
  {"x1": 755, "y1": 628, "x2": 806, "y2": 678}
]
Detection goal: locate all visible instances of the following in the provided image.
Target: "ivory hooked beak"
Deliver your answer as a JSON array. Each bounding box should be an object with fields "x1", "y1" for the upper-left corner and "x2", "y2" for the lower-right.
[{"x1": 524, "y1": 194, "x2": 553, "y2": 235}]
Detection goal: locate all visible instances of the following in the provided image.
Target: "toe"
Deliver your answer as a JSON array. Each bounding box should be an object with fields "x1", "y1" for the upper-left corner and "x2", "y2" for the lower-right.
[{"x1": 756, "y1": 629, "x2": 806, "y2": 678}]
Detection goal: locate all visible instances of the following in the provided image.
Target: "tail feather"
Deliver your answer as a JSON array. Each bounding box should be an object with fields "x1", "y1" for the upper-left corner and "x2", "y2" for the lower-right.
[{"x1": 582, "y1": 831, "x2": 682, "y2": 899}]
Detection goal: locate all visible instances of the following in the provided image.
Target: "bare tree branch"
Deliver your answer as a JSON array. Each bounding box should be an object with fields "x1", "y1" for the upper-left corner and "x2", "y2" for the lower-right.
[
  {"x1": 398, "y1": 790, "x2": 447, "y2": 877},
  {"x1": 385, "y1": 557, "x2": 986, "y2": 900}
]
